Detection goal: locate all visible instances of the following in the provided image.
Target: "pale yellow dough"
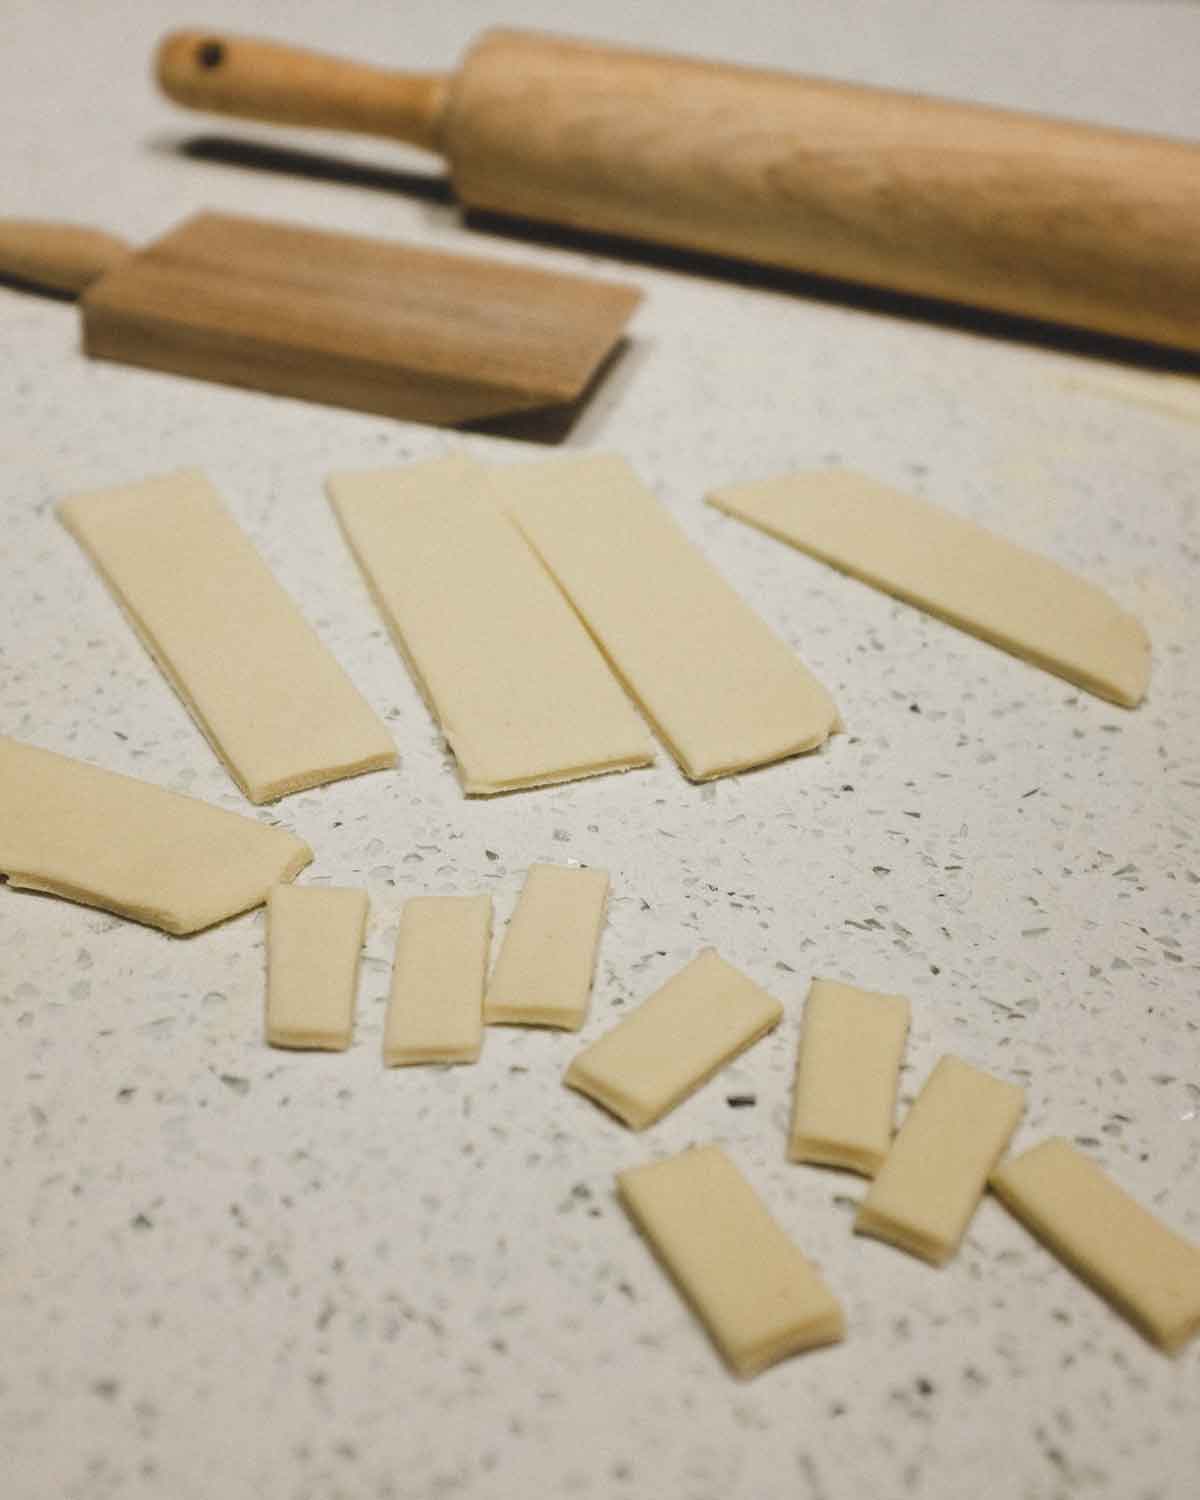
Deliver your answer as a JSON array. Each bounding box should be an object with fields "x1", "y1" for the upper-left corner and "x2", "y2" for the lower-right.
[
  {"x1": 991, "y1": 1138, "x2": 1200, "y2": 1352},
  {"x1": 855, "y1": 1055, "x2": 1024, "y2": 1264},
  {"x1": 564, "y1": 949, "x2": 782, "y2": 1129},
  {"x1": 708, "y1": 468, "x2": 1150, "y2": 708},
  {"x1": 59, "y1": 469, "x2": 397, "y2": 803},
  {"x1": 326, "y1": 458, "x2": 653, "y2": 794},
  {"x1": 0, "y1": 737, "x2": 311, "y2": 934},
  {"x1": 266, "y1": 886, "x2": 369, "y2": 1050},
  {"x1": 383, "y1": 895, "x2": 492, "y2": 1065},
  {"x1": 495, "y1": 454, "x2": 840, "y2": 780},
  {"x1": 617, "y1": 1145, "x2": 845, "y2": 1376},
  {"x1": 484, "y1": 863, "x2": 609, "y2": 1030},
  {"x1": 788, "y1": 979, "x2": 911, "y2": 1176}
]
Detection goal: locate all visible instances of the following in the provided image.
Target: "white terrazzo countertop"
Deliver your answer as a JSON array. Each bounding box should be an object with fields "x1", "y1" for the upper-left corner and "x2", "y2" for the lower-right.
[{"x1": 2, "y1": 3, "x2": 1198, "y2": 1497}]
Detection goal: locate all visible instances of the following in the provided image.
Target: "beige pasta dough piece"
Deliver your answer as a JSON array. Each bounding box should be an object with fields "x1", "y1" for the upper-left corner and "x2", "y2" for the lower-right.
[
  {"x1": 266, "y1": 886, "x2": 369, "y2": 1050},
  {"x1": 485, "y1": 863, "x2": 609, "y2": 1030},
  {"x1": 991, "y1": 1138, "x2": 1200, "y2": 1352},
  {"x1": 496, "y1": 454, "x2": 840, "y2": 780},
  {"x1": 327, "y1": 458, "x2": 653, "y2": 794},
  {"x1": 383, "y1": 894, "x2": 492, "y2": 1065},
  {"x1": 564, "y1": 949, "x2": 782, "y2": 1129},
  {"x1": 0, "y1": 736, "x2": 311, "y2": 934},
  {"x1": 708, "y1": 468, "x2": 1150, "y2": 707},
  {"x1": 855, "y1": 1055, "x2": 1024, "y2": 1265},
  {"x1": 60, "y1": 469, "x2": 396, "y2": 803},
  {"x1": 788, "y1": 979, "x2": 910, "y2": 1176},
  {"x1": 617, "y1": 1145, "x2": 845, "y2": 1376}
]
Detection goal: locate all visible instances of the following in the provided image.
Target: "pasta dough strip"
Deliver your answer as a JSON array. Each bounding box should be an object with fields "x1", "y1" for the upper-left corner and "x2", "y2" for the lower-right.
[
  {"x1": 496, "y1": 454, "x2": 840, "y2": 780},
  {"x1": 991, "y1": 1138, "x2": 1200, "y2": 1352},
  {"x1": 383, "y1": 895, "x2": 492, "y2": 1065},
  {"x1": 484, "y1": 863, "x2": 609, "y2": 1030},
  {"x1": 564, "y1": 949, "x2": 782, "y2": 1129},
  {"x1": 0, "y1": 736, "x2": 311, "y2": 934},
  {"x1": 266, "y1": 886, "x2": 369, "y2": 1050},
  {"x1": 708, "y1": 468, "x2": 1150, "y2": 707},
  {"x1": 60, "y1": 469, "x2": 397, "y2": 803},
  {"x1": 617, "y1": 1145, "x2": 845, "y2": 1376},
  {"x1": 327, "y1": 458, "x2": 653, "y2": 794},
  {"x1": 855, "y1": 1055, "x2": 1024, "y2": 1264},
  {"x1": 788, "y1": 979, "x2": 910, "y2": 1176}
]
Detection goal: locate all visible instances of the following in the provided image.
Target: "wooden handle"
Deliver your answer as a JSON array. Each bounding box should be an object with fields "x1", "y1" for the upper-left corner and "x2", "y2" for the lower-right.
[
  {"x1": 0, "y1": 221, "x2": 131, "y2": 295},
  {"x1": 155, "y1": 31, "x2": 449, "y2": 152}
]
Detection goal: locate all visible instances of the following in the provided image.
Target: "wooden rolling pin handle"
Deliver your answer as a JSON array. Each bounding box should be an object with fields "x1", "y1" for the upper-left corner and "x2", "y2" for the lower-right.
[
  {"x1": 155, "y1": 31, "x2": 450, "y2": 153},
  {"x1": 0, "y1": 221, "x2": 131, "y2": 295}
]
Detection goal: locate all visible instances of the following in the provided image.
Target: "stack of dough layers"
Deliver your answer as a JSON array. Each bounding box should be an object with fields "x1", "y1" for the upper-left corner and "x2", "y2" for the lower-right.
[
  {"x1": 991, "y1": 1138, "x2": 1200, "y2": 1352},
  {"x1": 617, "y1": 1145, "x2": 845, "y2": 1376},
  {"x1": 708, "y1": 468, "x2": 1151, "y2": 708},
  {"x1": 60, "y1": 469, "x2": 397, "y2": 802},
  {"x1": 0, "y1": 736, "x2": 311, "y2": 934},
  {"x1": 327, "y1": 458, "x2": 653, "y2": 794},
  {"x1": 496, "y1": 454, "x2": 841, "y2": 779},
  {"x1": 565, "y1": 949, "x2": 782, "y2": 1129},
  {"x1": 266, "y1": 886, "x2": 369, "y2": 1050}
]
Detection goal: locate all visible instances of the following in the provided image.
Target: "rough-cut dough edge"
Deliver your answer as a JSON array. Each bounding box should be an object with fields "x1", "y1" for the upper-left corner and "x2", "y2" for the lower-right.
[
  {"x1": 788, "y1": 1136, "x2": 887, "y2": 1178},
  {"x1": 483, "y1": 999, "x2": 587, "y2": 1031},
  {"x1": 707, "y1": 492, "x2": 1150, "y2": 709},
  {"x1": 2, "y1": 842, "x2": 312, "y2": 937},
  {"x1": 509, "y1": 515, "x2": 842, "y2": 780},
  {"x1": 327, "y1": 481, "x2": 654, "y2": 795},
  {"x1": 383, "y1": 1039, "x2": 482, "y2": 1067},
  {"x1": 853, "y1": 1204, "x2": 953, "y2": 1267},
  {"x1": 60, "y1": 490, "x2": 398, "y2": 803},
  {"x1": 266, "y1": 1026, "x2": 352, "y2": 1052},
  {"x1": 563, "y1": 1004, "x2": 782, "y2": 1131},
  {"x1": 615, "y1": 1169, "x2": 847, "y2": 1376},
  {"x1": 990, "y1": 1152, "x2": 1200, "y2": 1353}
]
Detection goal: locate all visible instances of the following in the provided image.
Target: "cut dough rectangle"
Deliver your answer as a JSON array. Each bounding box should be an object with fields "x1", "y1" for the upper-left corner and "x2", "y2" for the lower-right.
[
  {"x1": 266, "y1": 886, "x2": 369, "y2": 1050},
  {"x1": 0, "y1": 736, "x2": 311, "y2": 934},
  {"x1": 495, "y1": 455, "x2": 840, "y2": 780},
  {"x1": 484, "y1": 863, "x2": 609, "y2": 1030},
  {"x1": 855, "y1": 1054, "x2": 1024, "y2": 1264},
  {"x1": 991, "y1": 1138, "x2": 1200, "y2": 1352},
  {"x1": 59, "y1": 469, "x2": 396, "y2": 803},
  {"x1": 788, "y1": 979, "x2": 911, "y2": 1176},
  {"x1": 383, "y1": 894, "x2": 492, "y2": 1065},
  {"x1": 564, "y1": 949, "x2": 782, "y2": 1129},
  {"x1": 617, "y1": 1144, "x2": 845, "y2": 1375},
  {"x1": 326, "y1": 458, "x2": 654, "y2": 794},
  {"x1": 708, "y1": 469, "x2": 1150, "y2": 707}
]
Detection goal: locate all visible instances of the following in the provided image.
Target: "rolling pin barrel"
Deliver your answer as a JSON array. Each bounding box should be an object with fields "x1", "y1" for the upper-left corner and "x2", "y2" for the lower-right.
[{"x1": 158, "y1": 27, "x2": 1200, "y2": 353}]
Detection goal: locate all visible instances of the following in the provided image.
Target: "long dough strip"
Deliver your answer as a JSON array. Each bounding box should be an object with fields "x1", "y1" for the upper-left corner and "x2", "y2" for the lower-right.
[
  {"x1": 60, "y1": 469, "x2": 397, "y2": 803},
  {"x1": 564, "y1": 949, "x2": 782, "y2": 1129},
  {"x1": 0, "y1": 737, "x2": 311, "y2": 934},
  {"x1": 708, "y1": 469, "x2": 1150, "y2": 707},
  {"x1": 855, "y1": 1055, "x2": 1024, "y2": 1264},
  {"x1": 327, "y1": 458, "x2": 654, "y2": 794},
  {"x1": 617, "y1": 1145, "x2": 845, "y2": 1376},
  {"x1": 991, "y1": 1138, "x2": 1200, "y2": 1352},
  {"x1": 788, "y1": 979, "x2": 911, "y2": 1176},
  {"x1": 266, "y1": 886, "x2": 369, "y2": 1050},
  {"x1": 484, "y1": 863, "x2": 609, "y2": 1030},
  {"x1": 496, "y1": 454, "x2": 840, "y2": 780},
  {"x1": 383, "y1": 895, "x2": 492, "y2": 1065}
]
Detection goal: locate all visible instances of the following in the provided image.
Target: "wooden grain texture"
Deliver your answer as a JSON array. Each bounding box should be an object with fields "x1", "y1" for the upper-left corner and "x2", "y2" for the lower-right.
[
  {"x1": 79, "y1": 212, "x2": 640, "y2": 426},
  {"x1": 441, "y1": 30, "x2": 1200, "y2": 353}
]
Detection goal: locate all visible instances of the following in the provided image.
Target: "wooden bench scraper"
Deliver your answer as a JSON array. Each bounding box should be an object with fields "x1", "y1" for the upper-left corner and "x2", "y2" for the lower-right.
[{"x1": 0, "y1": 212, "x2": 640, "y2": 425}]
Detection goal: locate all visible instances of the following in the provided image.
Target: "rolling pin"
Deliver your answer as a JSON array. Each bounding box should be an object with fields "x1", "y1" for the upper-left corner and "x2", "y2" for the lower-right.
[{"x1": 156, "y1": 28, "x2": 1200, "y2": 354}]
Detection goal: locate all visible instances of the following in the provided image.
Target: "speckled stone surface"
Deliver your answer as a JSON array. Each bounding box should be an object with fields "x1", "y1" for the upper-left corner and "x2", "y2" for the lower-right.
[{"x1": 2, "y1": 3, "x2": 1199, "y2": 1497}]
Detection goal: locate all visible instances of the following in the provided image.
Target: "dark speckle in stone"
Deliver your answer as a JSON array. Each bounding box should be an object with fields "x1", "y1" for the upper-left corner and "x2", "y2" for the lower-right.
[
  {"x1": 915, "y1": 1377, "x2": 935, "y2": 1397},
  {"x1": 131, "y1": 1213, "x2": 153, "y2": 1231},
  {"x1": 219, "y1": 1073, "x2": 251, "y2": 1096},
  {"x1": 726, "y1": 1093, "x2": 757, "y2": 1108},
  {"x1": 484, "y1": 849, "x2": 499, "y2": 861},
  {"x1": 91, "y1": 1378, "x2": 120, "y2": 1401}
]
